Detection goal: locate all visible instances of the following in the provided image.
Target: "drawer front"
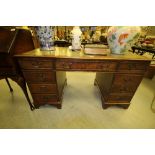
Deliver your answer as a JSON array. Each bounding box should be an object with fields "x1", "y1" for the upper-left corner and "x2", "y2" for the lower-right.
[
  {"x1": 56, "y1": 60, "x2": 117, "y2": 71},
  {"x1": 33, "y1": 94, "x2": 58, "y2": 104},
  {"x1": 117, "y1": 61, "x2": 148, "y2": 73},
  {"x1": 111, "y1": 74, "x2": 143, "y2": 93},
  {"x1": 18, "y1": 58, "x2": 54, "y2": 69},
  {"x1": 28, "y1": 84, "x2": 57, "y2": 94},
  {"x1": 106, "y1": 93, "x2": 132, "y2": 103},
  {"x1": 23, "y1": 71, "x2": 56, "y2": 83}
]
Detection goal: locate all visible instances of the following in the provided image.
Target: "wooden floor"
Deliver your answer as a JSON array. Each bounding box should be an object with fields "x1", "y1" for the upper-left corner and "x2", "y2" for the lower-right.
[{"x1": 0, "y1": 72, "x2": 155, "y2": 128}]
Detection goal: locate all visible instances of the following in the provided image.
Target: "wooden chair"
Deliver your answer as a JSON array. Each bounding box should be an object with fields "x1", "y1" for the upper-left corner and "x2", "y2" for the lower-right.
[
  {"x1": 0, "y1": 27, "x2": 36, "y2": 110},
  {"x1": 5, "y1": 78, "x2": 13, "y2": 92}
]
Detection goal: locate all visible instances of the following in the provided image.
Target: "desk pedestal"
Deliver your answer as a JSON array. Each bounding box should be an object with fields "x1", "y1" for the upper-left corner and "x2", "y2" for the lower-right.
[{"x1": 95, "y1": 73, "x2": 143, "y2": 109}]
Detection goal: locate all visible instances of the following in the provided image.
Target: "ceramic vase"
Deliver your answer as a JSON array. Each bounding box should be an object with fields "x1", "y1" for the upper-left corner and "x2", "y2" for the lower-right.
[
  {"x1": 35, "y1": 26, "x2": 55, "y2": 51},
  {"x1": 107, "y1": 26, "x2": 141, "y2": 54},
  {"x1": 71, "y1": 26, "x2": 82, "y2": 50}
]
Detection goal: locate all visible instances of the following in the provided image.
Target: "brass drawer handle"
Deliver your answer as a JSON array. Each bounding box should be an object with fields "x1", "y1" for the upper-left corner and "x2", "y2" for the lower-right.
[
  {"x1": 33, "y1": 65, "x2": 39, "y2": 68},
  {"x1": 99, "y1": 64, "x2": 110, "y2": 69},
  {"x1": 43, "y1": 96, "x2": 52, "y2": 101},
  {"x1": 128, "y1": 63, "x2": 136, "y2": 70},
  {"x1": 38, "y1": 73, "x2": 46, "y2": 82},
  {"x1": 62, "y1": 63, "x2": 73, "y2": 69},
  {"x1": 40, "y1": 85, "x2": 46, "y2": 88},
  {"x1": 39, "y1": 85, "x2": 46, "y2": 90},
  {"x1": 43, "y1": 96, "x2": 50, "y2": 99},
  {"x1": 38, "y1": 73, "x2": 44, "y2": 78},
  {"x1": 31, "y1": 62, "x2": 41, "y2": 68},
  {"x1": 120, "y1": 87, "x2": 128, "y2": 92},
  {"x1": 123, "y1": 77, "x2": 132, "y2": 82}
]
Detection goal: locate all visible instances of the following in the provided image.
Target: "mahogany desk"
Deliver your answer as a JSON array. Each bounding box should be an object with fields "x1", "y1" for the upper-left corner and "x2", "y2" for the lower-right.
[{"x1": 15, "y1": 47, "x2": 151, "y2": 109}]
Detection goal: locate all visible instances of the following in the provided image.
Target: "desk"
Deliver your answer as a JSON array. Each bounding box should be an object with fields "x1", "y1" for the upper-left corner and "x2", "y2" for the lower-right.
[{"x1": 15, "y1": 47, "x2": 151, "y2": 109}]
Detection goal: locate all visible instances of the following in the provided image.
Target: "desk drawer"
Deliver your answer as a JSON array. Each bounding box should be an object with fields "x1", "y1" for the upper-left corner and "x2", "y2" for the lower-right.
[
  {"x1": 56, "y1": 60, "x2": 117, "y2": 71},
  {"x1": 33, "y1": 94, "x2": 58, "y2": 104},
  {"x1": 23, "y1": 71, "x2": 56, "y2": 83},
  {"x1": 106, "y1": 93, "x2": 132, "y2": 103},
  {"x1": 18, "y1": 58, "x2": 54, "y2": 69},
  {"x1": 111, "y1": 74, "x2": 142, "y2": 93},
  {"x1": 28, "y1": 84, "x2": 57, "y2": 93},
  {"x1": 117, "y1": 61, "x2": 148, "y2": 73}
]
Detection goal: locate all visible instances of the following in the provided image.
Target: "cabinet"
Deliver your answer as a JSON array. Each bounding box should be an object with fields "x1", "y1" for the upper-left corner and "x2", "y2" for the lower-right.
[
  {"x1": 18, "y1": 58, "x2": 66, "y2": 109},
  {"x1": 95, "y1": 60, "x2": 149, "y2": 109}
]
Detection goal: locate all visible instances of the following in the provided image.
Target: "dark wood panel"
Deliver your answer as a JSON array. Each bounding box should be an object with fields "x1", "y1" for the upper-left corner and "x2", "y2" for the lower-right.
[
  {"x1": 106, "y1": 93, "x2": 133, "y2": 103},
  {"x1": 117, "y1": 61, "x2": 150, "y2": 73},
  {"x1": 56, "y1": 59, "x2": 117, "y2": 71},
  {"x1": 95, "y1": 72, "x2": 114, "y2": 95},
  {"x1": 11, "y1": 29, "x2": 35, "y2": 55},
  {"x1": 95, "y1": 72, "x2": 139, "y2": 107},
  {"x1": 0, "y1": 28, "x2": 16, "y2": 53},
  {"x1": 110, "y1": 74, "x2": 143, "y2": 93},
  {"x1": 33, "y1": 94, "x2": 58, "y2": 104},
  {"x1": 28, "y1": 84, "x2": 57, "y2": 94},
  {"x1": 0, "y1": 54, "x2": 13, "y2": 67},
  {"x1": 23, "y1": 71, "x2": 56, "y2": 83},
  {"x1": 18, "y1": 58, "x2": 54, "y2": 69},
  {"x1": 144, "y1": 64, "x2": 155, "y2": 79}
]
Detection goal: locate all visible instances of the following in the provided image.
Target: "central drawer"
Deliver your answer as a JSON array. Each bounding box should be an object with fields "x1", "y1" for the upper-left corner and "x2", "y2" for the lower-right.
[
  {"x1": 56, "y1": 60, "x2": 117, "y2": 71},
  {"x1": 23, "y1": 70, "x2": 56, "y2": 83}
]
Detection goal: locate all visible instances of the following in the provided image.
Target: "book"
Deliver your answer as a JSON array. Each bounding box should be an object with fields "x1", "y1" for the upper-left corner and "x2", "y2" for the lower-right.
[{"x1": 83, "y1": 44, "x2": 110, "y2": 55}]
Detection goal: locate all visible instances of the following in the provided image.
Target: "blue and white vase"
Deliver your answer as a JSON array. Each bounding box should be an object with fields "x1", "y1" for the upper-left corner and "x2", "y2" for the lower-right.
[{"x1": 35, "y1": 26, "x2": 55, "y2": 51}]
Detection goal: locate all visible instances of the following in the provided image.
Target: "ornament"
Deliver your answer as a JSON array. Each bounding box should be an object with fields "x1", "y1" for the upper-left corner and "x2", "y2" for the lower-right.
[
  {"x1": 35, "y1": 26, "x2": 55, "y2": 51},
  {"x1": 107, "y1": 26, "x2": 141, "y2": 54}
]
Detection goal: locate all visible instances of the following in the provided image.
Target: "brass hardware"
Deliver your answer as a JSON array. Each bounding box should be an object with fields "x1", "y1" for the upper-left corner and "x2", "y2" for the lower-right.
[
  {"x1": 63, "y1": 62, "x2": 73, "y2": 69},
  {"x1": 128, "y1": 63, "x2": 136, "y2": 70},
  {"x1": 31, "y1": 61, "x2": 41, "y2": 68}
]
